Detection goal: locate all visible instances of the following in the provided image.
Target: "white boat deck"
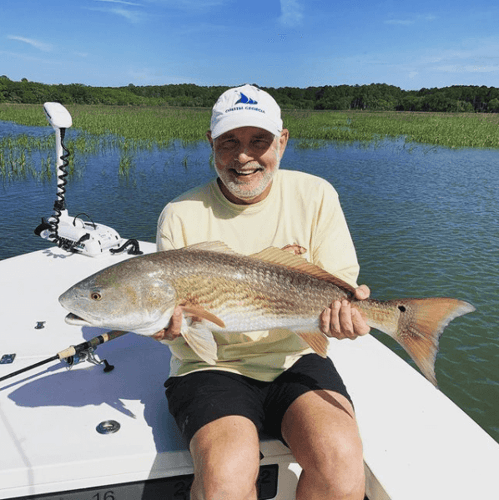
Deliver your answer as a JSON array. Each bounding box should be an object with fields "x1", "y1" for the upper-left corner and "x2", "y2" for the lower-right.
[{"x1": 1, "y1": 244, "x2": 498, "y2": 499}]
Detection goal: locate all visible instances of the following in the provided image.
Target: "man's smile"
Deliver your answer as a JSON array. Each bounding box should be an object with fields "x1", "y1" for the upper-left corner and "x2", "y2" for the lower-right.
[{"x1": 232, "y1": 167, "x2": 264, "y2": 177}]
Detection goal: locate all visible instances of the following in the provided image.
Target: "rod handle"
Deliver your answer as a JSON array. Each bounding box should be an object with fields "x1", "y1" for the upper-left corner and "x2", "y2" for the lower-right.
[{"x1": 57, "y1": 331, "x2": 129, "y2": 360}]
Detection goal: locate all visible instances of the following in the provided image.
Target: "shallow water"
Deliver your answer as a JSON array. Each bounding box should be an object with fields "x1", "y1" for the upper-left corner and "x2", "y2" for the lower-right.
[{"x1": 1, "y1": 122, "x2": 498, "y2": 442}]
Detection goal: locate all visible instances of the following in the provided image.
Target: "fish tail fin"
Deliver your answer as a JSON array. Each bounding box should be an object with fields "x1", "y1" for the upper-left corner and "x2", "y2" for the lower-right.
[
  {"x1": 384, "y1": 298, "x2": 475, "y2": 386},
  {"x1": 181, "y1": 319, "x2": 218, "y2": 365}
]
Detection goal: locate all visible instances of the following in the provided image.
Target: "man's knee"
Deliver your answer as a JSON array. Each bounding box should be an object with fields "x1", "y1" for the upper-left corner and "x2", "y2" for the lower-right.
[
  {"x1": 192, "y1": 459, "x2": 259, "y2": 500},
  {"x1": 189, "y1": 416, "x2": 261, "y2": 500},
  {"x1": 305, "y1": 433, "x2": 365, "y2": 499}
]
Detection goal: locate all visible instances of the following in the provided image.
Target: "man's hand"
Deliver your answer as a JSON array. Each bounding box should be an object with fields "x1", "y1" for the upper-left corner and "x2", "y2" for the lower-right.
[
  {"x1": 281, "y1": 244, "x2": 307, "y2": 255},
  {"x1": 319, "y1": 285, "x2": 371, "y2": 340},
  {"x1": 152, "y1": 306, "x2": 183, "y2": 341}
]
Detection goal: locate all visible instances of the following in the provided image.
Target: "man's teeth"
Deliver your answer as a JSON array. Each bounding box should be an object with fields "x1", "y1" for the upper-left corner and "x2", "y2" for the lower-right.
[{"x1": 236, "y1": 170, "x2": 258, "y2": 175}]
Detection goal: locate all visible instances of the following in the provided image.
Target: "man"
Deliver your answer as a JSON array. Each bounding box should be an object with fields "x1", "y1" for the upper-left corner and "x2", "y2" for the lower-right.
[{"x1": 155, "y1": 84, "x2": 370, "y2": 500}]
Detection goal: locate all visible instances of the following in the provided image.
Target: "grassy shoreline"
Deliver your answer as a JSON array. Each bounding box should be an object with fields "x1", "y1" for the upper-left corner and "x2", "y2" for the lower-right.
[
  {"x1": 1, "y1": 103, "x2": 499, "y2": 149},
  {"x1": 1, "y1": 105, "x2": 498, "y2": 179}
]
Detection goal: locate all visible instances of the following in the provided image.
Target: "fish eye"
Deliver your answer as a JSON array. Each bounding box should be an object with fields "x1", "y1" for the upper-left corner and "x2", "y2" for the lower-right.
[{"x1": 91, "y1": 291, "x2": 102, "y2": 301}]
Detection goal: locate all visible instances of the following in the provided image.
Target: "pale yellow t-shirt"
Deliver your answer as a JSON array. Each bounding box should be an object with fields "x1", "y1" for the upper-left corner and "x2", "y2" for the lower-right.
[{"x1": 156, "y1": 169, "x2": 360, "y2": 381}]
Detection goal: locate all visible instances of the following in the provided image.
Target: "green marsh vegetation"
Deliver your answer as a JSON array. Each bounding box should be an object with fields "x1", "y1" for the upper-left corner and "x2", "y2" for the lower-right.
[
  {"x1": 1, "y1": 104, "x2": 499, "y2": 180},
  {"x1": 3, "y1": 103, "x2": 499, "y2": 147},
  {"x1": 285, "y1": 110, "x2": 499, "y2": 149}
]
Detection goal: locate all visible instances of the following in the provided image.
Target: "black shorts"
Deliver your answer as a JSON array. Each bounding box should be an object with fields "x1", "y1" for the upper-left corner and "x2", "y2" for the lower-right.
[{"x1": 164, "y1": 354, "x2": 352, "y2": 446}]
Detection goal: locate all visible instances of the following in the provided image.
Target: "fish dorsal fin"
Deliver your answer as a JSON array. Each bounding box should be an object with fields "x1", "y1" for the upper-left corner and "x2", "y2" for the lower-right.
[
  {"x1": 185, "y1": 241, "x2": 237, "y2": 255},
  {"x1": 251, "y1": 247, "x2": 357, "y2": 294}
]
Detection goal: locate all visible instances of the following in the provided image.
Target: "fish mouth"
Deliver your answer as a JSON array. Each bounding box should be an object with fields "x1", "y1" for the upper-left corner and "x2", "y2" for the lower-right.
[{"x1": 65, "y1": 313, "x2": 91, "y2": 326}]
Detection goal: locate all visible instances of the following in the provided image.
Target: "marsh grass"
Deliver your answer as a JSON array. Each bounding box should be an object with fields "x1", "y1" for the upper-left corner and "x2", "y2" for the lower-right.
[
  {"x1": 349, "y1": 111, "x2": 499, "y2": 149},
  {"x1": 284, "y1": 110, "x2": 499, "y2": 149},
  {"x1": 0, "y1": 134, "x2": 40, "y2": 179},
  {"x1": 1, "y1": 104, "x2": 499, "y2": 180},
  {"x1": 68, "y1": 105, "x2": 210, "y2": 144}
]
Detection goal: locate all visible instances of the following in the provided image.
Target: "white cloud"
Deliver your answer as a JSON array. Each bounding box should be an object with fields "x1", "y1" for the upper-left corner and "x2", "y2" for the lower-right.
[
  {"x1": 385, "y1": 19, "x2": 414, "y2": 26},
  {"x1": 384, "y1": 14, "x2": 437, "y2": 26},
  {"x1": 142, "y1": 0, "x2": 227, "y2": 9},
  {"x1": 110, "y1": 7, "x2": 145, "y2": 22},
  {"x1": 436, "y1": 64, "x2": 499, "y2": 74},
  {"x1": 7, "y1": 35, "x2": 53, "y2": 52},
  {"x1": 89, "y1": 6, "x2": 147, "y2": 23},
  {"x1": 95, "y1": 0, "x2": 142, "y2": 5},
  {"x1": 279, "y1": 0, "x2": 303, "y2": 27}
]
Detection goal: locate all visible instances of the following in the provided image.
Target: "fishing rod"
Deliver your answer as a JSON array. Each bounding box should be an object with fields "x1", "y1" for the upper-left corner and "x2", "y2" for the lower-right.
[{"x1": 0, "y1": 330, "x2": 128, "y2": 384}]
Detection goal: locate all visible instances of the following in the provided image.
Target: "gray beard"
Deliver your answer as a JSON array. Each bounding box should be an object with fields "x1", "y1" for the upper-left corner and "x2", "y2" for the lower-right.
[{"x1": 213, "y1": 155, "x2": 280, "y2": 201}]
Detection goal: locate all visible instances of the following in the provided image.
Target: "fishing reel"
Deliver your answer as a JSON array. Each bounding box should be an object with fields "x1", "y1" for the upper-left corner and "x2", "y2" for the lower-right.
[
  {"x1": 35, "y1": 102, "x2": 142, "y2": 258},
  {"x1": 63, "y1": 346, "x2": 115, "y2": 373}
]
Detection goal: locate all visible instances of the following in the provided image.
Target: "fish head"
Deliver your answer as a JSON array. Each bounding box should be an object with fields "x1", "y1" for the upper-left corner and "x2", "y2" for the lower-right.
[{"x1": 59, "y1": 259, "x2": 177, "y2": 335}]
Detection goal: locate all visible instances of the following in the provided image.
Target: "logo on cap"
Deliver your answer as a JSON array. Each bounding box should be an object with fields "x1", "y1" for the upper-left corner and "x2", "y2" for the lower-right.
[{"x1": 236, "y1": 93, "x2": 257, "y2": 105}]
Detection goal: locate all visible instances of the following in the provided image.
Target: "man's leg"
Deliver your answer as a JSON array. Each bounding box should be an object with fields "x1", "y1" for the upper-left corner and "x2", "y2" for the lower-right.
[
  {"x1": 189, "y1": 415, "x2": 261, "y2": 500},
  {"x1": 282, "y1": 390, "x2": 365, "y2": 500}
]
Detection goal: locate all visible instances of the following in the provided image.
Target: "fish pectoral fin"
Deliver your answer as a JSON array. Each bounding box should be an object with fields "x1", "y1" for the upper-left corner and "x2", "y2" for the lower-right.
[
  {"x1": 180, "y1": 305, "x2": 226, "y2": 328},
  {"x1": 294, "y1": 329, "x2": 329, "y2": 358},
  {"x1": 181, "y1": 319, "x2": 218, "y2": 365}
]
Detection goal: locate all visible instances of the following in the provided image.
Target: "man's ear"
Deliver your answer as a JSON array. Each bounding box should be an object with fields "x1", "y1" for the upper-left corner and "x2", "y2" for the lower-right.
[
  {"x1": 278, "y1": 129, "x2": 290, "y2": 158},
  {"x1": 206, "y1": 130, "x2": 214, "y2": 148}
]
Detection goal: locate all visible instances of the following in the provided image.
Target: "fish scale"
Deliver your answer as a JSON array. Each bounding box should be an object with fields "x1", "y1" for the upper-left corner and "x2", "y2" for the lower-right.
[{"x1": 171, "y1": 255, "x2": 336, "y2": 324}]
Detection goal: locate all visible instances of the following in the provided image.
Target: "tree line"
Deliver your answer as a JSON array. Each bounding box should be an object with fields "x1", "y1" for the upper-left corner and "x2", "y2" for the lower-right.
[{"x1": 2, "y1": 76, "x2": 499, "y2": 113}]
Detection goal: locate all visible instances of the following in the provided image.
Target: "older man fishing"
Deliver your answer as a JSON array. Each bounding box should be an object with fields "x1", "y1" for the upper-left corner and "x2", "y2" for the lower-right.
[{"x1": 154, "y1": 84, "x2": 370, "y2": 500}]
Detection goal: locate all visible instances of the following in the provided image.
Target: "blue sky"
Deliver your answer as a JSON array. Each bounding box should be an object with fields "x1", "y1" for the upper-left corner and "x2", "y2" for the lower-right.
[{"x1": 1, "y1": 0, "x2": 499, "y2": 90}]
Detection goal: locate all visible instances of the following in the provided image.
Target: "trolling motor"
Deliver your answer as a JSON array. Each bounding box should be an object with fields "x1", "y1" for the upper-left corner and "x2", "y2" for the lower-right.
[{"x1": 34, "y1": 102, "x2": 142, "y2": 257}]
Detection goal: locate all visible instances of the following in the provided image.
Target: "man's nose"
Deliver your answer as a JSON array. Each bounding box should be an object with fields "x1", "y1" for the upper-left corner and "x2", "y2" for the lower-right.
[{"x1": 236, "y1": 146, "x2": 254, "y2": 163}]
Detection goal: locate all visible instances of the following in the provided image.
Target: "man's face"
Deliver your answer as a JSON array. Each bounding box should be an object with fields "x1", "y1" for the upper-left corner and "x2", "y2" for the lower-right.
[{"x1": 208, "y1": 126, "x2": 289, "y2": 205}]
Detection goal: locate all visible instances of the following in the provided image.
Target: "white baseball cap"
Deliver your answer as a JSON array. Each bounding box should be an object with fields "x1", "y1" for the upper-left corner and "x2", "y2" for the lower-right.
[{"x1": 210, "y1": 84, "x2": 283, "y2": 139}]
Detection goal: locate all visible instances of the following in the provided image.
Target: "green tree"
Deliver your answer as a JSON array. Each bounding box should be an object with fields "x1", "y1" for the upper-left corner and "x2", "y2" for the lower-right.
[{"x1": 488, "y1": 98, "x2": 499, "y2": 113}]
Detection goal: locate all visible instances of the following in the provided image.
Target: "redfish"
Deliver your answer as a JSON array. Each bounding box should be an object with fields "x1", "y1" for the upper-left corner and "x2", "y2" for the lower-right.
[{"x1": 59, "y1": 242, "x2": 475, "y2": 385}]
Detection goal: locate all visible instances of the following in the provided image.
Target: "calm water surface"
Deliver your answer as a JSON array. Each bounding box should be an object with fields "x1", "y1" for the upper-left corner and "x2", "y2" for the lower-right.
[{"x1": 1, "y1": 122, "x2": 498, "y2": 442}]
